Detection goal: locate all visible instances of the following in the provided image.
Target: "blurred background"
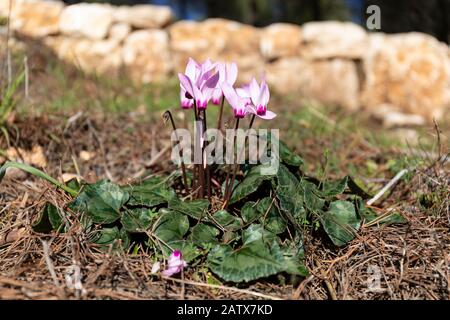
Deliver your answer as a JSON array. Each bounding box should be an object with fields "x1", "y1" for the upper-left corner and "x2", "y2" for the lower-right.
[{"x1": 62, "y1": 0, "x2": 449, "y2": 43}]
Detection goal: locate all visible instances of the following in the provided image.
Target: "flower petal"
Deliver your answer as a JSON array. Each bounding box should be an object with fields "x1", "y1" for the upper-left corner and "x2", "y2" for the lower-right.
[
  {"x1": 260, "y1": 81, "x2": 270, "y2": 107},
  {"x1": 236, "y1": 86, "x2": 251, "y2": 98},
  {"x1": 201, "y1": 72, "x2": 220, "y2": 102},
  {"x1": 249, "y1": 78, "x2": 261, "y2": 106},
  {"x1": 179, "y1": 73, "x2": 203, "y2": 104},
  {"x1": 222, "y1": 82, "x2": 241, "y2": 111},
  {"x1": 226, "y1": 62, "x2": 238, "y2": 85},
  {"x1": 211, "y1": 87, "x2": 222, "y2": 105},
  {"x1": 186, "y1": 58, "x2": 199, "y2": 81},
  {"x1": 257, "y1": 110, "x2": 277, "y2": 120},
  {"x1": 178, "y1": 73, "x2": 195, "y2": 98}
]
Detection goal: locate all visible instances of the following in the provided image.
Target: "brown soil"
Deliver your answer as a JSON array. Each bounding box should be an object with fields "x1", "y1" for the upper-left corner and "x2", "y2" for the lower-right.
[{"x1": 0, "y1": 113, "x2": 448, "y2": 300}]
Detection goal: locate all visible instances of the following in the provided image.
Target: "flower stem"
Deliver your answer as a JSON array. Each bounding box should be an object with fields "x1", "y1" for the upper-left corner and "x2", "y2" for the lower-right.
[
  {"x1": 216, "y1": 96, "x2": 225, "y2": 133},
  {"x1": 193, "y1": 100, "x2": 204, "y2": 199},
  {"x1": 224, "y1": 114, "x2": 255, "y2": 208},
  {"x1": 223, "y1": 117, "x2": 240, "y2": 205},
  {"x1": 202, "y1": 109, "x2": 212, "y2": 201},
  {"x1": 163, "y1": 111, "x2": 189, "y2": 194}
]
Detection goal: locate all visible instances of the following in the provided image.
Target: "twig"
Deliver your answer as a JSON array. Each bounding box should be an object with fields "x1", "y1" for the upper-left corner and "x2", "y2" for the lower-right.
[
  {"x1": 367, "y1": 169, "x2": 409, "y2": 206},
  {"x1": 41, "y1": 239, "x2": 63, "y2": 295},
  {"x1": 162, "y1": 276, "x2": 283, "y2": 300},
  {"x1": 292, "y1": 275, "x2": 314, "y2": 299}
]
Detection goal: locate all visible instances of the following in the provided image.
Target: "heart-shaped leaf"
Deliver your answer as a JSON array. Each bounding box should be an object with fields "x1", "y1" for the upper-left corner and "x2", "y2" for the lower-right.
[
  {"x1": 207, "y1": 240, "x2": 285, "y2": 282},
  {"x1": 168, "y1": 198, "x2": 209, "y2": 220},
  {"x1": 276, "y1": 165, "x2": 307, "y2": 224},
  {"x1": 229, "y1": 165, "x2": 274, "y2": 204},
  {"x1": 321, "y1": 200, "x2": 361, "y2": 246},
  {"x1": 123, "y1": 177, "x2": 175, "y2": 207},
  {"x1": 356, "y1": 199, "x2": 407, "y2": 225},
  {"x1": 32, "y1": 203, "x2": 64, "y2": 233},
  {"x1": 153, "y1": 209, "x2": 189, "y2": 243},
  {"x1": 189, "y1": 224, "x2": 220, "y2": 247},
  {"x1": 301, "y1": 180, "x2": 324, "y2": 212},
  {"x1": 280, "y1": 236, "x2": 308, "y2": 276},
  {"x1": 121, "y1": 207, "x2": 157, "y2": 233},
  {"x1": 241, "y1": 202, "x2": 262, "y2": 223},
  {"x1": 208, "y1": 224, "x2": 306, "y2": 282},
  {"x1": 212, "y1": 210, "x2": 243, "y2": 231},
  {"x1": 319, "y1": 176, "x2": 348, "y2": 197},
  {"x1": 94, "y1": 227, "x2": 130, "y2": 250},
  {"x1": 70, "y1": 180, "x2": 129, "y2": 224},
  {"x1": 278, "y1": 140, "x2": 304, "y2": 167}
]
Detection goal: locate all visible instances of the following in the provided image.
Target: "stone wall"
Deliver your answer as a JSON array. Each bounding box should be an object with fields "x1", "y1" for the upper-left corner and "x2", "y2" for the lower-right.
[{"x1": 1, "y1": 0, "x2": 449, "y2": 122}]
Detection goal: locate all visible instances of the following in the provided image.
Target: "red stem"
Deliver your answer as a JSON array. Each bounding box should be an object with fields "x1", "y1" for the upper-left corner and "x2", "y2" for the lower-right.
[{"x1": 224, "y1": 114, "x2": 255, "y2": 208}]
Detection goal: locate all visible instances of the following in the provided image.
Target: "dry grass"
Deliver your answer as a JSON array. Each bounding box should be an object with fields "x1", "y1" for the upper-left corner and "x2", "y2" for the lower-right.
[{"x1": 0, "y1": 112, "x2": 448, "y2": 300}]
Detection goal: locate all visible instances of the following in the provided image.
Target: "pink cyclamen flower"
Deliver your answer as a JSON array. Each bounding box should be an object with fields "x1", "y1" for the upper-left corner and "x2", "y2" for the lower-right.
[
  {"x1": 178, "y1": 58, "x2": 219, "y2": 110},
  {"x1": 161, "y1": 250, "x2": 187, "y2": 277},
  {"x1": 222, "y1": 82, "x2": 249, "y2": 119},
  {"x1": 236, "y1": 78, "x2": 276, "y2": 120},
  {"x1": 211, "y1": 62, "x2": 238, "y2": 105}
]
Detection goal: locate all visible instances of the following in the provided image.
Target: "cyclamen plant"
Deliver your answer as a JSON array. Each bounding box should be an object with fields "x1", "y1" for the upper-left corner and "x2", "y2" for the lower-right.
[
  {"x1": 172, "y1": 58, "x2": 277, "y2": 207},
  {"x1": 0, "y1": 58, "x2": 405, "y2": 283}
]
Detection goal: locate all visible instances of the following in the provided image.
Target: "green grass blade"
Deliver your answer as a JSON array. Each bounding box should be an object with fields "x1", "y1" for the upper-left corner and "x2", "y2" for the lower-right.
[
  {"x1": 1, "y1": 70, "x2": 25, "y2": 124},
  {"x1": 0, "y1": 161, "x2": 78, "y2": 197}
]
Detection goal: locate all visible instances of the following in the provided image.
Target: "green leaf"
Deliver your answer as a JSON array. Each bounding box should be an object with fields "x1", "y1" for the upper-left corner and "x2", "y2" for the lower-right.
[
  {"x1": 212, "y1": 210, "x2": 243, "y2": 231},
  {"x1": 32, "y1": 203, "x2": 63, "y2": 233},
  {"x1": 276, "y1": 165, "x2": 307, "y2": 224},
  {"x1": 258, "y1": 135, "x2": 304, "y2": 167},
  {"x1": 168, "y1": 198, "x2": 209, "y2": 220},
  {"x1": 94, "y1": 227, "x2": 130, "y2": 250},
  {"x1": 280, "y1": 236, "x2": 308, "y2": 276},
  {"x1": 301, "y1": 180, "x2": 325, "y2": 212},
  {"x1": 254, "y1": 198, "x2": 287, "y2": 234},
  {"x1": 356, "y1": 199, "x2": 407, "y2": 225},
  {"x1": 229, "y1": 165, "x2": 274, "y2": 204},
  {"x1": 279, "y1": 140, "x2": 304, "y2": 167},
  {"x1": 189, "y1": 224, "x2": 220, "y2": 247},
  {"x1": 241, "y1": 202, "x2": 262, "y2": 223},
  {"x1": 264, "y1": 206, "x2": 287, "y2": 235},
  {"x1": 208, "y1": 225, "x2": 306, "y2": 282},
  {"x1": 123, "y1": 177, "x2": 175, "y2": 207},
  {"x1": 69, "y1": 180, "x2": 129, "y2": 224},
  {"x1": 377, "y1": 212, "x2": 408, "y2": 225},
  {"x1": 222, "y1": 230, "x2": 240, "y2": 244},
  {"x1": 207, "y1": 240, "x2": 285, "y2": 282},
  {"x1": 153, "y1": 210, "x2": 189, "y2": 243},
  {"x1": 321, "y1": 200, "x2": 361, "y2": 246},
  {"x1": 121, "y1": 208, "x2": 157, "y2": 233},
  {"x1": 242, "y1": 224, "x2": 277, "y2": 245},
  {"x1": 347, "y1": 176, "x2": 372, "y2": 199},
  {"x1": 95, "y1": 227, "x2": 120, "y2": 245},
  {"x1": 320, "y1": 176, "x2": 348, "y2": 197}
]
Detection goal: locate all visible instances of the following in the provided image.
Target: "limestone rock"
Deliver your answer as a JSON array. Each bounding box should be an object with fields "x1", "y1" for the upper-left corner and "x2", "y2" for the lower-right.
[
  {"x1": 301, "y1": 21, "x2": 368, "y2": 60},
  {"x1": 122, "y1": 30, "x2": 172, "y2": 83},
  {"x1": 113, "y1": 5, "x2": 173, "y2": 29},
  {"x1": 1, "y1": 0, "x2": 63, "y2": 38},
  {"x1": 59, "y1": 3, "x2": 113, "y2": 40},
  {"x1": 260, "y1": 23, "x2": 302, "y2": 60},
  {"x1": 362, "y1": 33, "x2": 450, "y2": 121},
  {"x1": 109, "y1": 22, "x2": 131, "y2": 42},
  {"x1": 44, "y1": 36, "x2": 122, "y2": 76},
  {"x1": 266, "y1": 57, "x2": 360, "y2": 110},
  {"x1": 169, "y1": 18, "x2": 263, "y2": 84}
]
